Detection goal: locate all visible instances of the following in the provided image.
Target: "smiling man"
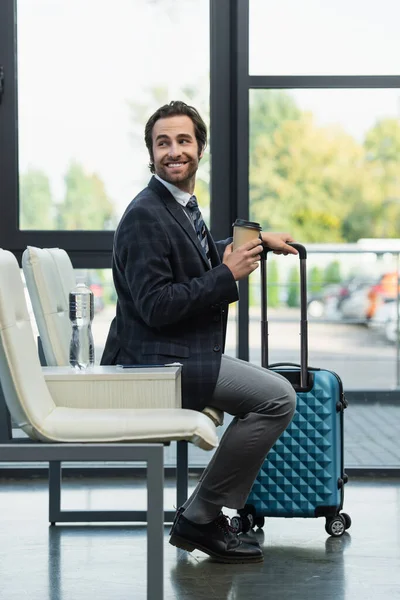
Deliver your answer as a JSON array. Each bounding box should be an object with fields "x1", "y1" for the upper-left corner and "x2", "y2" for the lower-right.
[
  {"x1": 151, "y1": 115, "x2": 201, "y2": 188},
  {"x1": 101, "y1": 101, "x2": 297, "y2": 564}
]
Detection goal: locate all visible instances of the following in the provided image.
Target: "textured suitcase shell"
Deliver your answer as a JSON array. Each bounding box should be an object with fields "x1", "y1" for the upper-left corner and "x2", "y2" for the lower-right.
[
  {"x1": 246, "y1": 367, "x2": 345, "y2": 518},
  {"x1": 246, "y1": 243, "x2": 349, "y2": 532}
]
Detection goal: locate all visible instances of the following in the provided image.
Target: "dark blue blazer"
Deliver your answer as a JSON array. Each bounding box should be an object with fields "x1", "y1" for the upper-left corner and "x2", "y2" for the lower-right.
[{"x1": 101, "y1": 177, "x2": 238, "y2": 411}]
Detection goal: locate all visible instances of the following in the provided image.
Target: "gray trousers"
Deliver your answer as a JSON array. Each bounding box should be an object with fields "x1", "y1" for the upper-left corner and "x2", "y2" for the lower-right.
[{"x1": 195, "y1": 354, "x2": 297, "y2": 510}]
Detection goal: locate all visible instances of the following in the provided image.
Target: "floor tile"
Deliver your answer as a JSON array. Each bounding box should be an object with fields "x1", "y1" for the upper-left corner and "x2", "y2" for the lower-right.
[{"x1": 0, "y1": 476, "x2": 400, "y2": 599}]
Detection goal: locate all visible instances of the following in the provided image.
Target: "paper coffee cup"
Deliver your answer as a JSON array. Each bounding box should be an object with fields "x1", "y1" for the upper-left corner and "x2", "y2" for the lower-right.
[{"x1": 232, "y1": 219, "x2": 262, "y2": 250}]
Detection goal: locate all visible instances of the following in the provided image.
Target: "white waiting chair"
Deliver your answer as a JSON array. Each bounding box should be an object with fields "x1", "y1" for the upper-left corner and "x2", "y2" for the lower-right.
[
  {"x1": 0, "y1": 248, "x2": 219, "y2": 600},
  {"x1": 21, "y1": 245, "x2": 223, "y2": 521},
  {"x1": 22, "y1": 246, "x2": 75, "y2": 366},
  {"x1": 0, "y1": 247, "x2": 218, "y2": 447}
]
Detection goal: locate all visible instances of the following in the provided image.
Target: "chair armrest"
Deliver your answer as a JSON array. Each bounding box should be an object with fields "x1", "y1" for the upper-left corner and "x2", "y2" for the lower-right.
[{"x1": 43, "y1": 365, "x2": 182, "y2": 410}]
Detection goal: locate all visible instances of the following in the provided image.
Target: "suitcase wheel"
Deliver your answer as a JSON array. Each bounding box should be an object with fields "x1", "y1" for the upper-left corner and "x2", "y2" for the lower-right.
[
  {"x1": 325, "y1": 515, "x2": 346, "y2": 537},
  {"x1": 231, "y1": 513, "x2": 252, "y2": 533},
  {"x1": 254, "y1": 516, "x2": 265, "y2": 529},
  {"x1": 340, "y1": 512, "x2": 352, "y2": 530},
  {"x1": 230, "y1": 515, "x2": 244, "y2": 533},
  {"x1": 233, "y1": 505, "x2": 265, "y2": 533}
]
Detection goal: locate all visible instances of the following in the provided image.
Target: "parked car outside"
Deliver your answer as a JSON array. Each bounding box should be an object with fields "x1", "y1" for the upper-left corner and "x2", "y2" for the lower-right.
[
  {"x1": 369, "y1": 298, "x2": 400, "y2": 344},
  {"x1": 339, "y1": 273, "x2": 400, "y2": 323},
  {"x1": 307, "y1": 284, "x2": 343, "y2": 318},
  {"x1": 365, "y1": 272, "x2": 400, "y2": 320},
  {"x1": 336, "y1": 277, "x2": 374, "y2": 322}
]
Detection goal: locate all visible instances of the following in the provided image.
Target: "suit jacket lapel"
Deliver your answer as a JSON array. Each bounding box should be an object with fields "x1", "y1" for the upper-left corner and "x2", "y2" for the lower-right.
[
  {"x1": 207, "y1": 235, "x2": 220, "y2": 268},
  {"x1": 148, "y1": 177, "x2": 212, "y2": 270}
]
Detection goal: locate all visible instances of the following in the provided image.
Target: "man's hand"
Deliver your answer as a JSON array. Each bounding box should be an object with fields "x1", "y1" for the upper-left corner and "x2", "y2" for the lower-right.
[
  {"x1": 222, "y1": 238, "x2": 263, "y2": 281},
  {"x1": 260, "y1": 232, "x2": 298, "y2": 255}
]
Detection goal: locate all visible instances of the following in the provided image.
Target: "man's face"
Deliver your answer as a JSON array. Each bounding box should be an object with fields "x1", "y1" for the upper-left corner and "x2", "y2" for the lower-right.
[{"x1": 151, "y1": 115, "x2": 203, "y2": 193}]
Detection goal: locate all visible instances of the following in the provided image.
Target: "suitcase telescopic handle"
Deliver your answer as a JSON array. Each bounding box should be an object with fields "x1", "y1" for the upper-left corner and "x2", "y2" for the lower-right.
[{"x1": 261, "y1": 242, "x2": 308, "y2": 389}]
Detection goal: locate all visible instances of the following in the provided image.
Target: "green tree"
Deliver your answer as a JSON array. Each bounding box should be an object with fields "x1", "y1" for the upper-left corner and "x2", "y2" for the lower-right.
[
  {"x1": 365, "y1": 117, "x2": 400, "y2": 164},
  {"x1": 58, "y1": 162, "x2": 116, "y2": 230},
  {"x1": 267, "y1": 259, "x2": 280, "y2": 308},
  {"x1": 250, "y1": 110, "x2": 371, "y2": 243},
  {"x1": 324, "y1": 261, "x2": 342, "y2": 284},
  {"x1": 362, "y1": 118, "x2": 400, "y2": 238},
  {"x1": 287, "y1": 266, "x2": 300, "y2": 307},
  {"x1": 341, "y1": 200, "x2": 376, "y2": 241},
  {"x1": 19, "y1": 169, "x2": 54, "y2": 229},
  {"x1": 309, "y1": 265, "x2": 324, "y2": 295},
  {"x1": 249, "y1": 90, "x2": 301, "y2": 155}
]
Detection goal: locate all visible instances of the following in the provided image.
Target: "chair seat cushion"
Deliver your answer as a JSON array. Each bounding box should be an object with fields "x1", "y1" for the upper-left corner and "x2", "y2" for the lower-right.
[{"x1": 40, "y1": 407, "x2": 219, "y2": 451}]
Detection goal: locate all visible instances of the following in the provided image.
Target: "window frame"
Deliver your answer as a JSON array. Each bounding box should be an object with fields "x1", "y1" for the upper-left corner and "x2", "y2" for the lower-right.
[
  {"x1": 0, "y1": 0, "x2": 114, "y2": 267},
  {"x1": 210, "y1": 0, "x2": 400, "y2": 475},
  {"x1": 1, "y1": 0, "x2": 400, "y2": 473},
  {"x1": 211, "y1": 0, "x2": 400, "y2": 360}
]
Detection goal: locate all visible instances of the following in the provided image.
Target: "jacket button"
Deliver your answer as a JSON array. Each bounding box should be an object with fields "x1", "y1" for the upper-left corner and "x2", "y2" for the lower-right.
[
  {"x1": 213, "y1": 344, "x2": 221, "y2": 352},
  {"x1": 213, "y1": 314, "x2": 220, "y2": 322}
]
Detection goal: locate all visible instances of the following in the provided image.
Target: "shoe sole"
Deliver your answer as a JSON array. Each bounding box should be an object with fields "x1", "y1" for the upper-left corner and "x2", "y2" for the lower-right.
[{"x1": 169, "y1": 534, "x2": 264, "y2": 564}]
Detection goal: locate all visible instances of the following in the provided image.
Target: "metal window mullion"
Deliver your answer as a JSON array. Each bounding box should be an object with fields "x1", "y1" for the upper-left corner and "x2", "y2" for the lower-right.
[
  {"x1": 234, "y1": 0, "x2": 250, "y2": 361},
  {"x1": 210, "y1": 0, "x2": 234, "y2": 241},
  {"x1": 0, "y1": 0, "x2": 19, "y2": 247},
  {"x1": 249, "y1": 75, "x2": 400, "y2": 89},
  {"x1": 210, "y1": 0, "x2": 250, "y2": 361}
]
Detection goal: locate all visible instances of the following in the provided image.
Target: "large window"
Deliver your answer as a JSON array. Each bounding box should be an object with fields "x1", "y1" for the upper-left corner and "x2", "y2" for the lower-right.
[
  {"x1": 248, "y1": 88, "x2": 400, "y2": 390},
  {"x1": 243, "y1": 0, "x2": 400, "y2": 469},
  {"x1": 2, "y1": 0, "x2": 400, "y2": 471},
  {"x1": 17, "y1": 0, "x2": 210, "y2": 231}
]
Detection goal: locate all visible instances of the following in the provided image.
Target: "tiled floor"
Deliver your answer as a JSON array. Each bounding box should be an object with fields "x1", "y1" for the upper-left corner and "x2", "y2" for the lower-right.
[{"x1": 0, "y1": 475, "x2": 400, "y2": 599}]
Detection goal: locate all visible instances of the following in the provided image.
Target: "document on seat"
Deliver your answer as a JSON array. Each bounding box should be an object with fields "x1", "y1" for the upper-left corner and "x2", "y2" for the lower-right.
[{"x1": 116, "y1": 362, "x2": 183, "y2": 368}]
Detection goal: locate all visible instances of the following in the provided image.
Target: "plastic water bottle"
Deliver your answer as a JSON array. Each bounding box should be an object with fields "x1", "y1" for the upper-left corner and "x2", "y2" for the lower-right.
[{"x1": 69, "y1": 281, "x2": 95, "y2": 369}]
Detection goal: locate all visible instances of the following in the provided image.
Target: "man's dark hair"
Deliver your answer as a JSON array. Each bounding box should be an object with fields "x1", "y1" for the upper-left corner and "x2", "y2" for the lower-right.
[{"x1": 144, "y1": 100, "x2": 207, "y2": 173}]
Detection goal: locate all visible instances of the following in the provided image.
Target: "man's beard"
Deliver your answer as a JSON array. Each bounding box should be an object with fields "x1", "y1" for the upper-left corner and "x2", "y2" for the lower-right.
[{"x1": 157, "y1": 159, "x2": 198, "y2": 186}]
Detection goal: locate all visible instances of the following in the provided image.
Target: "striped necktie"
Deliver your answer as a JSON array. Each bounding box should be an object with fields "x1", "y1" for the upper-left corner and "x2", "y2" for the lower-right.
[{"x1": 186, "y1": 196, "x2": 211, "y2": 266}]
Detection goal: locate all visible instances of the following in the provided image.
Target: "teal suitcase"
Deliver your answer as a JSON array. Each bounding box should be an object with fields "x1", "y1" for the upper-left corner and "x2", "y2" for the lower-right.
[{"x1": 233, "y1": 244, "x2": 350, "y2": 537}]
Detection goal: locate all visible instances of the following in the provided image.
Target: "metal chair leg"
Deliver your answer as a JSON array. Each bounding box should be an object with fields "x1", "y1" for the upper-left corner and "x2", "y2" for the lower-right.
[
  {"x1": 176, "y1": 440, "x2": 188, "y2": 508},
  {"x1": 48, "y1": 461, "x2": 62, "y2": 524},
  {"x1": 0, "y1": 384, "x2": 12, "y2": 442},
  {"x1": 146, "y1": 445, "x2": 164, "y2": 600},
  {"x1": 47, "y1": 442, "x2": 189, "y2": 523}
]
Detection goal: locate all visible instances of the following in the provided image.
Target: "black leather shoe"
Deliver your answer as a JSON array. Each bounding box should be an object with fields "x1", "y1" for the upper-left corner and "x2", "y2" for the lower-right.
[
  {"x1": 169, "y1": 513, "x2": 264, "y2": 564},
  {"x1": 169, "y1": 506, "x2": 185, "y2": 535},
  {"x1": 238, "y1": 531, "x2": 260, "y2": 547},
  {"x1": 170, "y1": 507, "x2": 260, "y2": 547}
]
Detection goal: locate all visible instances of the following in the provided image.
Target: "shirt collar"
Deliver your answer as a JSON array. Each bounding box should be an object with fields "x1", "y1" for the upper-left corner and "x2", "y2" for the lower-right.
[{"x1": 154, "y1": 174, "x2": 193, "y2": 207}]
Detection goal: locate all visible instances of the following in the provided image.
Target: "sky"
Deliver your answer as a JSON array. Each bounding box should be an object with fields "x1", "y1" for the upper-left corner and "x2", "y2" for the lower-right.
[
  {"x1": 17, "y1": 0, "x2": 210, "y2": 219},
  {"x1": 250, "y1": 0, "x2": 400, "y2": 143},
  {"x1": 250, "y1": 0, "x2": 400, "y2": 77},
  {"x1": 17, "y1": 0, "x2": 400, "y2": 223}
]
